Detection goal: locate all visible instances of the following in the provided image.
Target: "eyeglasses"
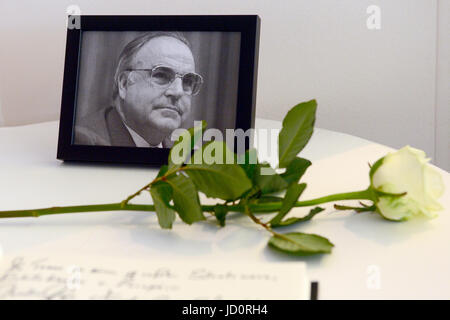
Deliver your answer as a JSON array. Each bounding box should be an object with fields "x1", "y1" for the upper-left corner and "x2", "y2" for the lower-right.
[{"x1": 125, "y1": 65, "x2": 203, "y2": 96}]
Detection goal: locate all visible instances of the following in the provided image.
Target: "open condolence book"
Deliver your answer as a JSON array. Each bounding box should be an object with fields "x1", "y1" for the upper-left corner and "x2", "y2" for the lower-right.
[{"x1": 0, "y1": 254, "x2": 312, "y2": 300}]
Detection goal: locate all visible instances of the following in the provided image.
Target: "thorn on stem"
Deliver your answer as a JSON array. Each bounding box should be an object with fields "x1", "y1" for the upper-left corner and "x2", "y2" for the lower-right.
[{"x1": 359, "y1": 201, "x2": 370, "y2": 207}]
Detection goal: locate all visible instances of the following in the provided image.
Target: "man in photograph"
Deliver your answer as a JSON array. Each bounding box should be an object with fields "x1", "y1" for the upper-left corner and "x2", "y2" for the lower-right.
[{"x1": 75, "y1": 31, "x2": 203, "y2": 148}]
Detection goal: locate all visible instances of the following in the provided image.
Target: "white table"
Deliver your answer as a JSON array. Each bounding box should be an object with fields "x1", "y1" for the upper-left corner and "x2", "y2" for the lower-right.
[{"x1": 1, "y1": 119, "x2": 449, "y2": 299}]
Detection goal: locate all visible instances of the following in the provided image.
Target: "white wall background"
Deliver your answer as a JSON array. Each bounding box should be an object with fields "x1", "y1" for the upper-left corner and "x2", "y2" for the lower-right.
[
  {"x1": 0, "y1": 97, "x2": 4, "y2": 126},
  {"x1": 0, "y1": 0, "x2": 448, "y2": 170},
  {"x1": 436, "y1": 0, "x2": 450, "y2": 171}
]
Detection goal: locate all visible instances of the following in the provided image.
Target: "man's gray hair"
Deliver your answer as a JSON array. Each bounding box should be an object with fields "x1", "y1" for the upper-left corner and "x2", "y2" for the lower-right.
[{"x1": 112, "y1": 31, "x2": 191, "y2": 103}]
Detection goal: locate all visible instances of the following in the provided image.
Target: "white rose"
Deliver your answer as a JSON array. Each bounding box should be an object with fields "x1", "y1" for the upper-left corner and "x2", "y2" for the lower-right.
[{"x1": 370, "y1": 146, "x2": 445, "y2": 221}]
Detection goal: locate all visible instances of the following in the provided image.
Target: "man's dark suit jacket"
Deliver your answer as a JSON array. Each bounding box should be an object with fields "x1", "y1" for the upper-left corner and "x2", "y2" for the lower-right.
[{"x1": 74, "y1": 107, "x2": 136, "y2": 146}]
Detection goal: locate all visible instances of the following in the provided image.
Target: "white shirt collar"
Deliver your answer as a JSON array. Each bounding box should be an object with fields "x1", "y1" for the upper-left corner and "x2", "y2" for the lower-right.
[{"x1": 123, "y1": 123, "x2": 162, "y2": 148}]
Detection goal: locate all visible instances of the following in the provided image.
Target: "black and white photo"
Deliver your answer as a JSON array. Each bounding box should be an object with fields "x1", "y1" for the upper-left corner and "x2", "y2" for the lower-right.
[
  {"x1": 74, "y1": 31, "x2": 241, "y2": 149},
  {"x1": 57, "y1": 15, "x2": 260, "y2": 165}
]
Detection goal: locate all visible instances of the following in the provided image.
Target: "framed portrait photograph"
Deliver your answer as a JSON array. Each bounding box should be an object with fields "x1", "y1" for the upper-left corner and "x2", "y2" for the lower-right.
[{"x1": 57, "y1": 15, "x2": 260, "y2": 165}]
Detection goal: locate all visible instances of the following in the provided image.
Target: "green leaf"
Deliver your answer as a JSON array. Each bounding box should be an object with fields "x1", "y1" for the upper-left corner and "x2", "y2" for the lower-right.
[
  {"x1": 156, "y1": 165, "x2": 169, "y2": 178},
  {"x1": 189, "y1": 140, "x2": 237, "y2": 165},
  {"x1": 168, "y1": 120, "x2": 206, "y2": 171},
  {"x1": 270, "y1": 183, "x2": 306, "y2": 226},
  {"x1": 273, "y1": 207, "x2": 324, "y2": 227},
  {"x1": 268, "y1": 232, "x2": 334, "y2": 256},
  {"x1": 149, "y1": 182, "x2": 176, "y2": 229},
  {"x1": 165, "y1": 174, "x2": 205, "y2": 224},
  {"x1": 238, "y1": 148, "x2": 258, "y2": 180},
  {"x1": 240, "y1": 186, "x2": 261, "y2": 201},
  {"x1": 213, "y1": 205, "x2": 228, "y2": 227},
  {"x1": 254, "y1": 163, "x2": 288, "y2": 194},
  {"x1": 281, "y1": 157, "x2": 311, "y2": 185},
  {"x1": 184, "y1": 141, "x2": 252, "y2": 200},
  {"x1": 256, "y1": 195, "x2": 284, "y2": 203},
  {"x1": 184, "y1": 163, "x2": 252, "y2": 200},
  {"x1": 278, "y1": 100, "x2": 317, "y2": 168}
]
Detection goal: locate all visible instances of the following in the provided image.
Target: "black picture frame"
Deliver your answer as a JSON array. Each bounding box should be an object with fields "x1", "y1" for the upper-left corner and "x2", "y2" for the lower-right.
[{"x1": 57, "y1": 15, "x2": 260, "y2": 166}]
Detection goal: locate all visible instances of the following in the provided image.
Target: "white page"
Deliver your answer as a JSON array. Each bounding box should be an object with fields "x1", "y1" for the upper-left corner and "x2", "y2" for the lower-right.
[{"x1": 0, "y1": 255, "x2": 310, "y2": 300}]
